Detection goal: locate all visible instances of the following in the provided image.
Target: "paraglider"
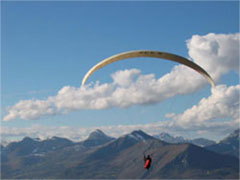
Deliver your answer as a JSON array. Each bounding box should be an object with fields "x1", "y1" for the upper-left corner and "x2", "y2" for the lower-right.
[
  {"x1": 144, "y1": 154, "x2": 152, "y2": 170},
  {"x1": 81, "y1": 50, "x2": 215, "y2": 88}
]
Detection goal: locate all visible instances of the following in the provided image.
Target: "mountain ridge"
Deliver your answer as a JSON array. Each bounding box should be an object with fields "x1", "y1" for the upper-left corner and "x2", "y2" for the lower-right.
[
  {"x1": 1, "y1": 129, "x2": 239, "y2": 179},
  {"x1": 154, "y1": 132, "x2": 216, "y2": 147},
  {"x1": 205, "y1": 129, "x2": 239, "y2": 158},
  {"x1": 81, "y1": 129, "x2": 115, "y2": 148}
]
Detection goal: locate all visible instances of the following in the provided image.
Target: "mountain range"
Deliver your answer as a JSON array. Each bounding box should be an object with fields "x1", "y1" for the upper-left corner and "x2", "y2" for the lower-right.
[
  {"x1": 205, "y1": 129, "x2": 239, "y2": 158},
  {"x1": 1, "y1": 129, "x2": 239, "y2": 179},
  {"x1": 154, "y1": 132, "x2": 216, "y2": 147}
]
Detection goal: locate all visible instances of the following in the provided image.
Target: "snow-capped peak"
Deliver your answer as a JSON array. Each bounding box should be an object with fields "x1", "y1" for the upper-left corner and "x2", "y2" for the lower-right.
[
  {"x1": 126, "y1": 130, "x2": 154, "y2": 142},
  {"x1": 87, "y1": 129, "x2": 113, "y2": 140}
]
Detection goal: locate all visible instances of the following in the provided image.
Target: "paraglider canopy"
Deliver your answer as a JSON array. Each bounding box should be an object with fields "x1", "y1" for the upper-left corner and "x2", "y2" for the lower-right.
[{"x1": 81, "y1": 50, "x2": 215, "y2": 88}]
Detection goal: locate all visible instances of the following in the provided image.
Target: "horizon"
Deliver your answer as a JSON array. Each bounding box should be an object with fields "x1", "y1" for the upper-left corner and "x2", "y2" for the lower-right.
[{"x1": 1, "y1": 128, "x2": 239, "y2": 146}]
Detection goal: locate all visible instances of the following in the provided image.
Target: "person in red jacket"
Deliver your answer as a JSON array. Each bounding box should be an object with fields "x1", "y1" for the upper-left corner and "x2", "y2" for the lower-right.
[{"x1": 144, "y1": 154, "x2": 152, "y2": 170}]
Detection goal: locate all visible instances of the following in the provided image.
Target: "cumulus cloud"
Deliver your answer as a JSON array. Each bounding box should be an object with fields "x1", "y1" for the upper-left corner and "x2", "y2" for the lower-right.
[
  {"x1": 3, "y1": 33, "x2": 239, "y2": 121},
  {"x1": 162, "y1": 32, "x2": 240, "y2": 132},
  {"x1": 168, "y1": 84, "x2": 239, "y2": 129},
  {"x1": 187, "y1": 33, "x2": 239, "y2": 80},
  {"x1": 3, "y1": 99, "x2": 56, "y2": 121},
  {"x1": 2, "y1": 68, "x2": 212, "y2": 121},
  {"x1": 112, "y1": 68, "x2": 141, "y2": 87}
]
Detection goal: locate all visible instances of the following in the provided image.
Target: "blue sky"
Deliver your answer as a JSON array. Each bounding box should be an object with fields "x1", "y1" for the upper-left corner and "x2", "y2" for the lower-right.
[{"x1": 1, "y1": 1, "x2": 239, "y2": 142}]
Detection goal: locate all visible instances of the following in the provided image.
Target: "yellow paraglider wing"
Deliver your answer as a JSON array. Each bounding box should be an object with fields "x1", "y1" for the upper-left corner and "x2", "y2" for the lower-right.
[{"x1": 81, "y1": 50, "x2": 215, "y2": 88}]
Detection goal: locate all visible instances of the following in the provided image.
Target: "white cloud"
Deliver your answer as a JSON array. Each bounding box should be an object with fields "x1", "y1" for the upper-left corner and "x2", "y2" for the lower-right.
[
  {"x1": 187, "y1": 33, "x2": 239, "y2": 80},
  {"x1": 0, "y1": 125, "x2": 90, "y2": 142},
  {"x1": 3, "y1": 99, "x2": 55, "y2": 121},
  {"x1": 3, "y1": 33, "x2": 239, "y2": 121},
  {"x1": 165, "y1": 113, "x2": 176, "y2": 119},
  {"x1": 111, "y1": 68, "x2": 141, "y2": 87},
  {"x1": 169, "y1": 84, "x2": 240, "y2": 129},
  {"x1": 54, "y1": 84, "x2": 114, "y2": 111}
]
